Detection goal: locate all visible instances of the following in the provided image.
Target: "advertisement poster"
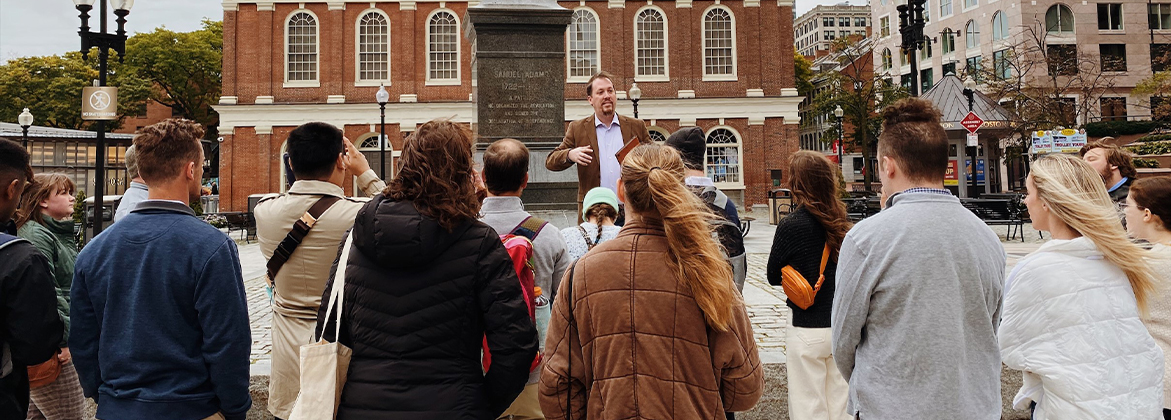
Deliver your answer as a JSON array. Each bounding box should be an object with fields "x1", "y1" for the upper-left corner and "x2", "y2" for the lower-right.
[
  {"x1": 965, "y1": 158, "x2": 986, "y2": 185},
  {"x1": 1031, "y1": 129, "x2": 1087, "y2": 154},
  {"x1": 945, "y1": 160, "x2": 959, "y2": 186}
]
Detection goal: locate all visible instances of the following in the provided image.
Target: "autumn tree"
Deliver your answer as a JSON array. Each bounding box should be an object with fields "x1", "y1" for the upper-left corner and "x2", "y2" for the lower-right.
[
  {"x1": 795, "y1": 52, "x2": 815, "y2": 97},
  {"x1": 123, "y1": 19, "x2": 223, "y2": 137}
]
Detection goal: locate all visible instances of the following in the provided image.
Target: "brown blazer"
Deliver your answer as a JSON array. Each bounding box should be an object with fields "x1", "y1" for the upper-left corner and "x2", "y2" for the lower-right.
[
  {"x1": 538, "y1": 221, "x2": 764, "y2": 419},
  {"x1": 546, "y1": 114, "x2": 652, "y2": 202}
]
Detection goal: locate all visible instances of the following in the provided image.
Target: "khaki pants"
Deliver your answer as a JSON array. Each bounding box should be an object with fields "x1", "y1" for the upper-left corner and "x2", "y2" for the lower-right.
[
  {"x1": 786, "y1": 325, "x2": 850, "y2": 420},
  {"x1": 497, "y1": 383, "x2": 543, "y2": 420}
]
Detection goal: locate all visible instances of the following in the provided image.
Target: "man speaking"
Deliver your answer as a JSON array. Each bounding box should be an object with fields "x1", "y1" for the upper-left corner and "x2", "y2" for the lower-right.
[{"x1": 546, "y1": 71, "x2": 650, "y2": 220}]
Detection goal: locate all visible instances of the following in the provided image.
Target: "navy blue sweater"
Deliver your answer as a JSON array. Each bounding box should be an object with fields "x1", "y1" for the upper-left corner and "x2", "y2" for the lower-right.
[{"x1": 70, "y1": 201, "x2": 252, "y2": 420}]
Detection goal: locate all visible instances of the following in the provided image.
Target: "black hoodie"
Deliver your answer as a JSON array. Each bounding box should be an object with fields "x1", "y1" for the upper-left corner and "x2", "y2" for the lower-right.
[{"x1": 315, "y1": 197, "x2": 537, "y2": 420}]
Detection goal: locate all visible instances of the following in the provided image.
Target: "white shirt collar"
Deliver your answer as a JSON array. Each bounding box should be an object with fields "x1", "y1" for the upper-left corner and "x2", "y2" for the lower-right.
[{"x1": 594, "y1": 114, "x2": 621, "y2": 128}]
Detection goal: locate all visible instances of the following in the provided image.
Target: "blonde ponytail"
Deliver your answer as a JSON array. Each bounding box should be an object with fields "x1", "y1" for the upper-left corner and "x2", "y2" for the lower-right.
[
  {"x1": 1031, "y1": 154, "x2": 1160, "y2": 314},
  {"x1": 621, "y1": 143, "x2": 738, "y2": 331}
]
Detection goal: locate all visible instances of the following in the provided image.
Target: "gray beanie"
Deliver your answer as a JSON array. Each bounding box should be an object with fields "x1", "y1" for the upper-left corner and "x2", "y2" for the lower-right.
[
  {"x1": 665, "y1": 127, "x2": 705, "y2": 170},
  {"x1": 125, "y1": 144, "x2": 139, "y2": 179}
]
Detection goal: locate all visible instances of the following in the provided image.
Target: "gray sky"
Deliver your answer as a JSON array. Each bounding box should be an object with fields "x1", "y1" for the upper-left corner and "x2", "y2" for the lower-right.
[{"x1": 0, "y1": 0, "x2": 855, "y2": 62}]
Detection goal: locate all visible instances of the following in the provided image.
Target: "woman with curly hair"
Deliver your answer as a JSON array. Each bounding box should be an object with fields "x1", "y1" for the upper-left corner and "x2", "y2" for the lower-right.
[
  {"x1": 16, "y1": 173, "x2": 84, "y2": 420},
  {"x1": 315, "y1": 120, "x2": 538, "y2": 420}
]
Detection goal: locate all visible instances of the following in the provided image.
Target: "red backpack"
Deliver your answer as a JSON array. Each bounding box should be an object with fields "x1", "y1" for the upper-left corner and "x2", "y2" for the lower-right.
[{"x1": 482, "y1": 216, "x2": 547, "y2": 372}]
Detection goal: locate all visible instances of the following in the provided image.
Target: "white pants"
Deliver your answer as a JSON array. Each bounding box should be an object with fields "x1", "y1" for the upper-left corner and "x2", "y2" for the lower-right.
[{"x1": 786, "y1": 325, "x2": 851, "y2": 420}]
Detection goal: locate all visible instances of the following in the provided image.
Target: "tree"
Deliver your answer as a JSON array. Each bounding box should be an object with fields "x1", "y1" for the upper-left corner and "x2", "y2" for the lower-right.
[
  {"x1": 123, "y1": 20, "x2": 223, "y2": 137},
  {"x1": 806, "y1": 38, "x2": 908, "y2": 191},
  {"x1": 0, "y1": 52, "x2": 149, "y2": 130},
  {"x1": 1135, "y1": 48, "x2": 1171, "y2": 121},
  {"x1": 794, "y1": 52, "x2": 815, "y2": 97}
]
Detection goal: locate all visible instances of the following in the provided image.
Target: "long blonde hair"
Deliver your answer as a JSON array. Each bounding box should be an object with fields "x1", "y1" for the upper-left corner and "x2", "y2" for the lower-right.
[
  {"x1": 621, "y1": 143, "x2": 738, "y2": 331},
  {"x1": 1030, "y1": 154, "x2": 1159, "y2": 314}
]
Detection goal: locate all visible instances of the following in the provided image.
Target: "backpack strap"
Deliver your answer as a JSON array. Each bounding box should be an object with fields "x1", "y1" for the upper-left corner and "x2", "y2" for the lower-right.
[
  {"x1": 510, "y1": 216, "x2": 548, "y2": 242},
  {"x1": 0, "y1": 233, "x2": 27, "y2": 252},
  {"x1": 265, "y1": 196, "x2": 343, "y2": 287},
  {"x1": 577, "y1": 226, "x2": 595, "y2": 250}
]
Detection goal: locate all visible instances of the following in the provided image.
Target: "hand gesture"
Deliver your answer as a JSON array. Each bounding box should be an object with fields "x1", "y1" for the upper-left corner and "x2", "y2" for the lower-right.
[
  {"x1": 343, "y1": 137, "x2": 373, "y2": 176},
  {"x1": 568, "y1": 146, "x2": 594, "y2": 166}
]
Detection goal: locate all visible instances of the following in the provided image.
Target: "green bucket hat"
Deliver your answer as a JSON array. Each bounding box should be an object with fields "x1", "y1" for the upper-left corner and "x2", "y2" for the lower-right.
[{"x1": 582, "y1": 187, "x2": 620, "y2": 220}]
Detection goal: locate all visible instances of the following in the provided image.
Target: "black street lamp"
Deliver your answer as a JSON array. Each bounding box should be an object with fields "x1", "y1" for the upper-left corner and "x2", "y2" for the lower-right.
[
  {"x1": 834, "y1": 105, "x2": 845, "y2": 173},
  {"x1": 74, "y1": 0, "x2": 133, "y2": 237},
  {"x1": 898, "y1": 0, "x2": 927, "y2": 96},
  {"x1": 963, "y1": 77, "x2": 979, "y2": 197},
  {"x1": 376, "y1": 84, "x2": 390, "y2": 180},
  {"x1": 629, "y1": 82, "x2": 642, "y2": 119},
  {"x1": 18, "y1": 108, "x2": 33, "y2": 150}
]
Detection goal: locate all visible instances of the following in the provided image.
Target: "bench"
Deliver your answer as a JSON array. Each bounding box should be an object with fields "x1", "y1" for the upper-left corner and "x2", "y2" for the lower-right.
[
  {"x1": 960, "y1": 198, "x2": 1026, "y2": 242},
  {"x1": 844, "y1": 197, "x2": 881, "y2": 222},
  {"x1": 218, "y1": 212, "x2": 256, "y2": 243}
]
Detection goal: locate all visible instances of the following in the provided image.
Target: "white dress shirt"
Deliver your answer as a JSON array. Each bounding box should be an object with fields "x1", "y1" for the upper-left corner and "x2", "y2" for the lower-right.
[{"x1": 594, "y1": 114, "x2": 624, "y2": 197}]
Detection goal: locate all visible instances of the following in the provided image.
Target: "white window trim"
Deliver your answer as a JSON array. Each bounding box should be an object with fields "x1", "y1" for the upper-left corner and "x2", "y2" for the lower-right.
[
  {"x1": 355, "y1": 132, "x2": 399, "y2": 192},
  {"x1": 425, "y1": 8, "x2": 462, "y2": 86},
  {"x1": 879, "y1": 14, "x2": 891, "y2": 38},
  {"x1": 991, "y1": 11, "x2": 1009, "y2": 41},
  {"x1": 355, "y1": 8, "x2": 392, "y2": 87},
  {"x1": 965, "y1": 20, "x2": 980, "y2": 49},
  {"x1": 1097, "y1": 3, "x2": 1124, "y2": 32},
  {"x1": 940, "y1": 0, "x2": 954, "y2": 18},
  {"x1": 284, "y1": 9, "x2": 321, "y2": 88},
  {"x1": 701, "y1": 5, "x2": 738, "y2": 81},
  {"x1": 647, "y1": 126, "x2": 671, "y2": 143},
  {"x1": 633, "y1": 5, "x2": 670, "y2": 82},
  {"x1": 567, "y1": 7, "x2": 602, "y2": 83},
  {"x1": 1046, "y1": 4, "x2": 1076, "y2": 36},
  {"x1": 704, "y1": 125, "x2": 745, "y2": 190}
]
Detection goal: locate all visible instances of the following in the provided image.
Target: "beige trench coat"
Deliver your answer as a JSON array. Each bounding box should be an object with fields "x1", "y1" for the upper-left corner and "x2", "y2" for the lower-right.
[{"x1": 254, "y1": 172, "x2": 385, "y2": 419}]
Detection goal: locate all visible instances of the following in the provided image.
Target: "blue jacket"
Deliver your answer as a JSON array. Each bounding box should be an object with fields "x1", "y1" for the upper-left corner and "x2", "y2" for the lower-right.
[{"x1": 70, "y1": 200, "x2": 252, "y2": 420}]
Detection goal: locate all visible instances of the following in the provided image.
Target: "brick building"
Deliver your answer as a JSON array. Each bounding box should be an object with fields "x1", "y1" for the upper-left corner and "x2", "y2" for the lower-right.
[
  {"x1": 214, "y1": 0, "x2": 801, "y2": 212},
  {"x1": 798, "y1": 36, "x2": 876, "y2": 187}
]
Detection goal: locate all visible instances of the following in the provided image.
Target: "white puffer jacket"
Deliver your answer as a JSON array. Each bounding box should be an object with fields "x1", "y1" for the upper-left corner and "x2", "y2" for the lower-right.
[{"x1": 1000, "y1": 237, "x2": 1164, "y2": 420}]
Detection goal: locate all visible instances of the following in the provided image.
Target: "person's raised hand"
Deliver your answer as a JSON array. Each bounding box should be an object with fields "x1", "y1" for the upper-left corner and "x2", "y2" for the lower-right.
[
  {"x1": 568, "y1": 146, "x2": 594, "y2": 166},
  {"x1": 343, "y1": 137, "x2": 373, "y2": 176}
]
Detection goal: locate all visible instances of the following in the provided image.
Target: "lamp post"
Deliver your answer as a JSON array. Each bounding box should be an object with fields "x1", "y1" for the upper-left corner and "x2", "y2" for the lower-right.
[
  {"x1": 833, "y1": 105, "x2": 845, "y2": 173},
  {"x1": 18, "y1": 108, "x2": 33, "y2": 150},
  {"x1": 376, "y1": 84, "x2": 389, "y2": 180},
  {"x1": 629, "y1": 82, "x2": 642, "y2": 119},
  {"x1": 897, "y1": 0, "x2": 926, "y2": 96},
  {"x1": 962, "y1": 77, "x2": 979, "y2": 197},
  {"x1": 74, "y1": 0, "x2": 132, "y2": 237}
]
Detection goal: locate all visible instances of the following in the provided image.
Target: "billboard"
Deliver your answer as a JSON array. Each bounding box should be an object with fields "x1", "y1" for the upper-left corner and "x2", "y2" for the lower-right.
[{"x1": 1031, "y1": 129, "x2": 1087, "y2": 154}]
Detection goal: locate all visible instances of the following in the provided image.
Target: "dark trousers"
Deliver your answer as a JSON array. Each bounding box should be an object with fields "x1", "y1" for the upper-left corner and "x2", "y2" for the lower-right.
[{"x1": 1164, "y1": 408, "x2": 1170, "y2": 420}]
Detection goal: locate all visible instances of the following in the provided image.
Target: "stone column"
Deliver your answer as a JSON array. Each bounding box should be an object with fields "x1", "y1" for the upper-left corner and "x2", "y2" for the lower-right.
[{"x1": 466, "y1": 1, "x2": 575, "y2": 210}]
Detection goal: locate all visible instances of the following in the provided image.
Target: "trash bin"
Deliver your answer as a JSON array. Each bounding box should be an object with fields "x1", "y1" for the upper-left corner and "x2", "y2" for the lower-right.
[
  {"x1": 201, "y1": 194, "x2": 220, "y2": 214},
  {"x1": 247, "y1": 194, "x2": 267, "y2": 215},
  {"x1": 768, "y1": 189, "x2": 792, "y2": 225},
  {"x1": 83, "y1": 195, "x2": 122, "y2": 243}
]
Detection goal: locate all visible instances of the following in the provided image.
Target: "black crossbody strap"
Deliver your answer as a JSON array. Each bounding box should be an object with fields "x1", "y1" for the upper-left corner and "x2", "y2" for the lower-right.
[{"x1": 265, "y1": 196, "x2": 343, "y2": 287}]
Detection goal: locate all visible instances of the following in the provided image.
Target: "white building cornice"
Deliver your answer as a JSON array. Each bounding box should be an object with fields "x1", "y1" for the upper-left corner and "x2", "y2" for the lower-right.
[{"x1": 214, "y1": 97, "x2": 802, "y2": 131}]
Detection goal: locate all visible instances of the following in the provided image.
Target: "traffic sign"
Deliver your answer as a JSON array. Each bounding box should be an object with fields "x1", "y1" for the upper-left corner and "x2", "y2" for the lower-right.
[
  {"x1": 82, "y1": 86, "x2": 118, "y2": 121},
  {"x1": 961, "y1": 111, "x2": 984, "y2": 133},
  {"x1": 967, "y1": 132, "x2": 979, "y2": 147}
]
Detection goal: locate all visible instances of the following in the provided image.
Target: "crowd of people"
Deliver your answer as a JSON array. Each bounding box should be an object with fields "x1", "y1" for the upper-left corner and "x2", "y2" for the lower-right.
[{"x1": 0, "y1": 72, "x2": 1169, "y2": 420}]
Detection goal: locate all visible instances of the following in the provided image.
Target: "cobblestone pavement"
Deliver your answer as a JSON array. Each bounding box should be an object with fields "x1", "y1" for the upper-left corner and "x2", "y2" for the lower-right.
[{"x1": 241, "y1": 209, "x2": 1043, "y2": 375}]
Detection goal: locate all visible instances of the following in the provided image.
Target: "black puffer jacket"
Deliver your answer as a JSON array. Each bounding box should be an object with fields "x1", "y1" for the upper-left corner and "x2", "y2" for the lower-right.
[{"x1": 315, "y1": 197, "x2": 538, "y2": 420}]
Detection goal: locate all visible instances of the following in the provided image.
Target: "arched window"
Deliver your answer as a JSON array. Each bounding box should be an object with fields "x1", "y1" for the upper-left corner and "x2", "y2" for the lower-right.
[
  {"x1": 705, "y1": 128, "x2": 742, "y2": 186},
  {"x1": 567, "y1": 8, "x2": 600, "y2": 79},
  {"x1": 992, "y1": 11, "x2": 1008, "y2": 40},
  {"x1": 920, "y1": 37, "x2": 933, "y2": 60},
  {"x1": 635, "y1": 8, "x2": 668, "y2": 79},
  {"x1": 286, "y1": 12, "x2": 318, "y2": 83},
  {"x1": 965, "y1": 20, "x2": 980, "y2": 48},
  {"x1": 703, "y1": 7, "x2": 736, "y2": 78},
  {"x1": 941, "y1": 28, "x2": 956, "y2": 54},
  {"x1": 357, "y1": 11, "x2": 390, "y2": 83},
  {"x1": 882, "y1": 48, "x2": 893, "y2": 70},
  {"x1": 1046, "y1": 5, "x2": 1074, "y2": 35},
  {"x1": 356, "y1": 133, "x2": 393, "y2": 195},
  {"x1": 648, "y1": 127, "x2": 669, "y2": 143},
  {"x1": 427, "y1": 11, "x2": 460, "y2": 83}
]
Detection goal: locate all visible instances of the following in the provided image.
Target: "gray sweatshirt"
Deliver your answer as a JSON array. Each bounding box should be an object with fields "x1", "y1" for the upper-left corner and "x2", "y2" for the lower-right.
[{"x1": 831, "y1": 191, "x2": 1006, "y2": 419}]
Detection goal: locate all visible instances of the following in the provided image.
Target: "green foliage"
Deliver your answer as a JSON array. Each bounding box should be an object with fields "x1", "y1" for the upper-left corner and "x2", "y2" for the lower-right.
[
  {"x1": 1136, "y1": 133, "x2": 1171, "y2": 143},
  {"x1": 1084, "y1": 120, "x2": 1164, "y2": 137},
  {"x1": 1134, "y1": 158, "x2": 1161, "y2": 168},
  {"x1": 1127, "y1": 141, "x2": 1171, "y2": 156},
  {"x1": 0, "y1": 52, "x2": 149, "y2": 130},
  {"x1": 72, "y1": 191, "x2": 87, "y2": 226},
  {"x1": 190, "y1": 199, "x2": 204, "y2": 216},
  {"x1": 123, "y1": 20, "x2": 223, "y2": 133},
  {"x1": 794, "y1": 52, "x2": 815, "y2": 97}
]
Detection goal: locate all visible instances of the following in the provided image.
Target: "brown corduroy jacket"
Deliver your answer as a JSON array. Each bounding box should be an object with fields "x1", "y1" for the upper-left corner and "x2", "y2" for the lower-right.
[
  {"x1": 538, "y1": 220, "x2": 763, "y2": 420},
  {"x1": 545, "y1": 114, "x2": 651, "y2": 203}
]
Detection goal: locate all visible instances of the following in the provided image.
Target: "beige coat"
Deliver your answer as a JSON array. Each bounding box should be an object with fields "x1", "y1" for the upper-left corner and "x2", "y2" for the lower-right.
[
  {"x1": 538, "y1": 220, "x2": 763, "y2": 419},
  {"x1": 254, "y1": 171, "x2": 385, "y2": 419},
  {"x1": 1144, "y1": 243, "x2": 1171, "y2": 409}
]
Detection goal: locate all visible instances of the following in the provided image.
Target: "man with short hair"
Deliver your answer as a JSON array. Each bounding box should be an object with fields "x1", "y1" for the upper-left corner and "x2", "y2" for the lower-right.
[
  {"x1": 254, "y1": 122, "x2": 386, "y2": 420},
  {"x1": 114, "y1": 144, "x2": 148, "y2": 222},
  {"x1": 1080, "y1": 141, "x2": 1137, "y2": 206},
  {"x1": 71, "y1": 119, "x2": 252, "y2": 420},
  {"x1": 0, "y1": 139, "x2": 64, "y2": 419},
  {"x1": 664, "y1": 127, "x2": 746, "y2": 291},
  {"x1": 546, "y1": 71, "x2": 651, "y2": 220},
  {"x1": 832, "y1": 98, "x2": 1005, "y2": 420},
  {"x1": 481, "y1": 138, "x2": 570, "y2": 420}
]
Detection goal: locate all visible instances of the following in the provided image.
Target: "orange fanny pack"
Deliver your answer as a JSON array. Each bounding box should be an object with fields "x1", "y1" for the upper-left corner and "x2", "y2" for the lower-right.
[
  {"x1": 780, "y1": 245, "x2": 830, "y2": 310},
  {"x1": 26, "y1": 351, "x2": 61, "y2": 388}
]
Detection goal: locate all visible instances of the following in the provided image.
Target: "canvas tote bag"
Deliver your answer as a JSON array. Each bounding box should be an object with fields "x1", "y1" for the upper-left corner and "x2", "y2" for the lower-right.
[{"x1": 288, "y1": 232, "x2": 355, "y2": 420}]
